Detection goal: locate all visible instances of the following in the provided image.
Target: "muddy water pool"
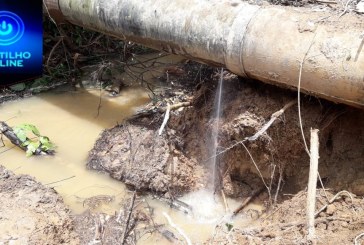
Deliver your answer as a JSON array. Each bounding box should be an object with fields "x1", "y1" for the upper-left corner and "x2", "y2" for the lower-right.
[
  {"x1": 0, "y1": 53, "x2": 262, "y2": 244},
  {"x1": 0, "y1": 87, "x2": 149, "y2": 214}
]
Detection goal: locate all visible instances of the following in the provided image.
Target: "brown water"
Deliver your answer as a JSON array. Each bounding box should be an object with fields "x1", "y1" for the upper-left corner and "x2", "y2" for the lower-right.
[{"x1": 0, "y1": 53, "x2": 262, "y2": 244}]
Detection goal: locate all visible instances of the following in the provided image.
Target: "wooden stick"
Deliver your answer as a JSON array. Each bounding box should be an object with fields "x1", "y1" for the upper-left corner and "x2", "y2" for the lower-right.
[
  {"x1": 130, "y1": 101, "x2": 191, "y2": 120},
  {"x1": 211, "y1": 99, "x2": 297, "y2": 159},
  {"x1": 45, "y1": 175, "x2": 75, "y2": 185},
  {"x1": 221, "y1": 189, "x2": 230, "y2": 213},
  {"x1": 157, "y1": 196, "x2": 193, "y2": 215},
  {"x1": 121, "y1": 191, "x2": 137, "y2": 245},
  {"x1": 232, "y1": 186, "x2": 265, "y2": 216},
  {"x1": 307, "y1": 128, "x2": 319, "y2": 242},
  {"x1": 163, "y1": 212, "x2": 192, "y2": 245},
  {"x1": 315, "y1": 190, "x2": 353, "y2": 218},
  {"x1": 247, "y1": 100, "x2": 297, "y2": 142},
  {"x1": 158, "y1": 103, "x2": 170, "y2": 135},
  {"x1": 160, "y1": 101, "x2": 191, "y2": 112},
  {"x1": 315, "y1": 0, "x2": 337, "y2": 3}
]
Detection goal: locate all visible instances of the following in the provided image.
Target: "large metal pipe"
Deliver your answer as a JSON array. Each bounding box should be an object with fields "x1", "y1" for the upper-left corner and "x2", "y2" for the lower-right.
[{"x1": 45, "y1": 0, "x2": 364, "y2": 108}]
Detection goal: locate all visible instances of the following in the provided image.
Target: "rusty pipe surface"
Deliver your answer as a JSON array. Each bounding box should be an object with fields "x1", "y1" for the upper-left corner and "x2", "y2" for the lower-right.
[{"x1": 44, "y1": 0, "x2": 364, "y2": 108}]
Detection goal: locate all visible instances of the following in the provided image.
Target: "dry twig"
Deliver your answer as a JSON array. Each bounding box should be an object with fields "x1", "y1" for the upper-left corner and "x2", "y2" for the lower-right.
[
  {"x1": 221, "y1": 189, "x2": 230, "y2": 213},
  {"x1": 130, "y1": 101, "x2": 191, "y2": 120},
  {"x1": 158, "y1": 103, "x2": 170, "y2": 135},
  {"x1": 339, "y1": 0, "x2": 354, "y2": 17},
  {"x1": 297, "y1": 33, "x2": 329, "y2": 203},
  {"x1": 46, "y1": 38, "x2": 62, "y2": 74},
  {"x1": 163, "y1": 212, "x2": 192, "y2": 245},
  {"x1": 120, "y1": 191, "x2": 137, "y2": 245},
  {"x1": 233, "y1": 186, "x2": 265, "y2": 216},
  {"x1": 212, "y1": 99, "x2": 297, "y2": 159},
  {"x1": 45, "y1": 175, "x2": 75, "y2": 185},
  {"x1": 354, "y1": 232, "x2": 364, "y2": 245},
  {"x1": 315, "y1": 0, "x2": 337, "y2": 3},
  {"x1": 241, "y1": 143, "x2": 270, "y2": 194},
  {"x1": 274, "y1": 164, "x2": 284, "y2": 204}
]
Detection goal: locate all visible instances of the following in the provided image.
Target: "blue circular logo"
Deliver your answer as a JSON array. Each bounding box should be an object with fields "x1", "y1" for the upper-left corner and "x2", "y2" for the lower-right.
[{"x1": 0, "y1": 11, "x2": 25, "y2": 46}]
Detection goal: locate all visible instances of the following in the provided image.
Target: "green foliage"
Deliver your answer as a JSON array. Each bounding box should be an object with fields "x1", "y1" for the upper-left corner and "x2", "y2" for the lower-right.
[
  {"x1": 13, "y1": 124, "x2": 55, "y2": 157},
  {"x1": 9, "y1": 83, "x2": 26, "y2": 92}
]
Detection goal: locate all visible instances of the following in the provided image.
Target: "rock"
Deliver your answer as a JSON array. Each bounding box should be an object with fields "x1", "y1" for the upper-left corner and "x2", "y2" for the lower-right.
[{"x1": 326, "y1": 204, "x2": 336, "y2": 216}]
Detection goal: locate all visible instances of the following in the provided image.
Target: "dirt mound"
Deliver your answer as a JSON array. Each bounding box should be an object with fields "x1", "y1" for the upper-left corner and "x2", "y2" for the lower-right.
[
  {"x1": 87, "y1": 121, "x2": 200, "y2": 194},
  {"x1": 0, "y1": 165, "x2": 79, "y2": 244},
  {"x1": 211, "y1": 190, "x2": 364, "y2": 244}
]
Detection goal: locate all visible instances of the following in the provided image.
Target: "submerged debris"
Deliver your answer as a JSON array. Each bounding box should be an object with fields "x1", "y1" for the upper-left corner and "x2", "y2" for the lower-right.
[{"x1": 83, "y1": 195, "x2": 115, "y2": 210}]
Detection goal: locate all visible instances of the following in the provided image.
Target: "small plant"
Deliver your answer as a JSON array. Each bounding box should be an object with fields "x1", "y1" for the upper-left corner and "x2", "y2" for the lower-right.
[
  {"x1": 13, "y1": 124, "x2": 56, "y2": 156},
  {"x1": 225, "y1": 223, "x2": 233, "y2": 231}
]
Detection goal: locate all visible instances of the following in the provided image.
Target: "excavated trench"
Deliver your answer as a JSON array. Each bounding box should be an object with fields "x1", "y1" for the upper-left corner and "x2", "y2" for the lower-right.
[
  {"x1": 86, "y1": 62, "x2": 364, "y2": 243},
  {"x1": 0, "y1": 58, "x2": 364, "y2": 244},
  {"x1": 89, "y1": 64, "x2": 364, "y2": 198}
]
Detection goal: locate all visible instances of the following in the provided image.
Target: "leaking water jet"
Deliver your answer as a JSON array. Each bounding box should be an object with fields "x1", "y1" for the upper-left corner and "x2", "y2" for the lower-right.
[{"x1": 209, "y1": 68, "x2": 224, "y2": 195}]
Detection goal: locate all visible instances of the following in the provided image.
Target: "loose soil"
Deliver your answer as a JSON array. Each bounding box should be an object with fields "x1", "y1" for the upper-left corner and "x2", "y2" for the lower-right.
[
  {"x1": 0, "y1": 165, "x2": 79, "y2": 244},
  {"x1": 0, "y1": 166, "x2": 150, "y2": 245},
  {"x1": 211, "y1": 190, "x2": 364, "y2": 244}
]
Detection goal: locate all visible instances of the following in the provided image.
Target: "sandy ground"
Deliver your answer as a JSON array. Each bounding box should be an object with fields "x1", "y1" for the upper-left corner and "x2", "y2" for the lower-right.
[{"x1": 0, "y1": 165, "x2": 79, "y2": 245}]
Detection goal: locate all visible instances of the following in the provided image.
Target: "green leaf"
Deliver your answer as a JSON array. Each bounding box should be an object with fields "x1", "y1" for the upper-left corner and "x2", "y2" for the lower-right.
[
  {"x1": 21, "y1": 124, "x2": 41, "y2": 136},
  {"x1": 13, "y1": 127, "x2": 27, "y2": 142},
  {"x1": 26, "y1": 141, "x2": 40, "y2": 157},
  {"x1": 14, "y1": 124, "x2": 40, "y2": 136},
  {"x1": 41, "y1": 142, "x2": 55, "y2": 151},
  {"x1": 22, "y1": 140, "x2": 31, "y2": 146},
  {"x1": 9, "y1": 83, "x2": 26, "y2": 91},
  {"x1": 12, "y1": 123, "x2": 55, "y2": 157},
  {"x1": 39, "y1": 136, "x2": 49, "y2": 144},
  {"x1": 39, "y1": 136, "x2": 55, "y2": 151}
]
